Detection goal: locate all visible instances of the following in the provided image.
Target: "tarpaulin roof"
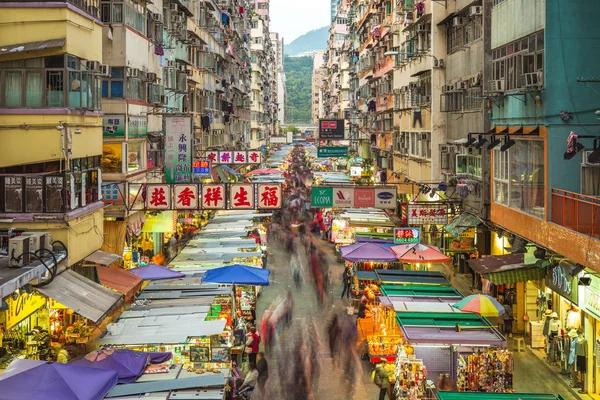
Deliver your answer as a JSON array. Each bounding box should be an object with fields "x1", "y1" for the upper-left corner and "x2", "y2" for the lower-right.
[
  {"x1": 0, "y1": 359, "x2": 118, "y2": 400},
  {"x1": 83, "y1": 250, "x2": 122, "y2": 266},
  {"x1": 395, "y1": 312, "x2": 506, "y2": 346},
  {"x1": 375, "y1": 269, "x2": 451, "y2": 285},
  {"x1": 202, "y1": 264, "x2": 270, "y2": 286},
  {"x1": 129, "y1": 264, "x2": 185, "y2": 280},
  {"x1": 340, "y1": 243, "x2": 398, "y2": 262},
  {"x1": 72, "y1": 349, "x2": 172, "y2": 384},
  {"x1": 390, "y1": 243, "x2": 452, "y2": 263},
  {"x1": 0, "y1": 38, "x2": 66, "y2": 57},
  {"x1": 444, "y1": 212, "x2": 482, "y2": 239},
  {"x1": 36, "y1": 270, "x2": 123, "y2": 323},
  {"x1": 97, "y1": 266, "x2": 143, "y2": 300}
]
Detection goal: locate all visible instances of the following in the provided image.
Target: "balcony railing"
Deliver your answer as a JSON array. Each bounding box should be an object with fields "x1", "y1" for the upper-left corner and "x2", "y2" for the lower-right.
[
  {"x1": 0, "y1": 0, "x2": 100, "y2": 19},
  {"x1": 551, "y1": 188, "x2": 600, "y2": 240}
]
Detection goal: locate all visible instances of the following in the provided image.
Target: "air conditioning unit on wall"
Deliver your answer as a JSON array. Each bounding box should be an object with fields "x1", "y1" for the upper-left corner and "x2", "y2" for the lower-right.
[{"x1": 470, "y1": 6, "x2": 482, "y2": 16}]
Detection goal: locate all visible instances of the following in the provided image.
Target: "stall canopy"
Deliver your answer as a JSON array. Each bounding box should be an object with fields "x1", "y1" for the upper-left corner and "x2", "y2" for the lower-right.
[
  {"x1": 72, "y1": 349, "x2": 172, "y2": 384},
  {"x1": 395, "y1": 312, "x2": 506, "y2": 346},
  {"x1": 96, "y1": 266, "x2": 143, "y2": 301},
  {"x1": 390, "y1": 244, "x2": 452, "y2": 263},
  {"x1": 0, "y1": 359, "x2": 118, "y2": 400},
  {"x1": 444, "y1": 212, "x2": 482, "y2": 239},
  {"x1": 381, "y1": 284, "x2": 462, "y2": 298},
  {"x1": 129, "y1": 264, "x2": 185, "y2": 280},
  {"x1": 437, "y1": 392, "x2": 566, "y2": 400},
  {"x1": 83, "y1": 250, "x2": 122, "y2": 266},
  {"x1": 36, "y1": 270, "x2": 123, "y2": 323},
  {"x1": 376, "y1": 269, "x2": 451, "y2": 286},
  {"x1": 202, "y1": 264, "x2": 270, "y2": 286},
  {"x1": 340, "y1": 243, "x2": 398, "y2": 262},
  {"x1": 467, "y1": 254, "x2": 546, "y2": 284}
]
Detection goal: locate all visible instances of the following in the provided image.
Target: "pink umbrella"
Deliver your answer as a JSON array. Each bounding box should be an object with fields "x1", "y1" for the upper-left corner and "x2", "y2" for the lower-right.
[
  {"x1": 245, "y1": 168, "x2": 281, "y2": 176},
  {"x1": 390, "y1": 243, "x2": 452, "y2": 263}
]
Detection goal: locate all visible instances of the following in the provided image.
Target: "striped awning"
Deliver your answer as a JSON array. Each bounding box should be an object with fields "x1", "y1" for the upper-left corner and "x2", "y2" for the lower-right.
[{"x1": 484, "y1": 265, "x2": 547, "y2": 284}]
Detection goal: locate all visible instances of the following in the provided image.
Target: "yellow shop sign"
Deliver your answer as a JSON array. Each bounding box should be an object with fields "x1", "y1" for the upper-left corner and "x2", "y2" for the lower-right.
[{"x1": 5, "y1": 293, "x2": 47, "y2": 329}]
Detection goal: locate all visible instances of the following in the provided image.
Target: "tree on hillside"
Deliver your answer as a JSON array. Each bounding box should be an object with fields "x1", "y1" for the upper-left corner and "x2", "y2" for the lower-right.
[
  {"x1": 283, "y1": 125, "x2": 301, "y2": 134},
  {"x1": 284, "y1": 56, "x2": 313, "y2": 124}
]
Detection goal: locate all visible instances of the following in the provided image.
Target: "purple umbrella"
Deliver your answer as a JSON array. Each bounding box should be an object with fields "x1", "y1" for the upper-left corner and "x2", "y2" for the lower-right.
[
  {"x1": 340, "y1": 242, "x2": 398, "y2": 262},
  {"x1": 0, "y1": 359, "x2": 118, "y2": 400},
  {"x1": 72, "y1": 349, "x2": 173, "y2": 383},
  {"x1": 129, "y1": 264, "x2": 184, "y2": 280}
]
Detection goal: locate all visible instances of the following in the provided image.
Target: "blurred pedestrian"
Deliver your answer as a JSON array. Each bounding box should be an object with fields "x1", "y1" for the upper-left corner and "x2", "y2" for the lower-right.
[
  {"x1": 374, "y1": 359, "x2": 391, "y2": 400},
  {"x1": 246, "y1": 326, "x2": 260, "y2": 364},
  {"x1": 256, "y1": 352, "x2": 269, "y2": 400},
  {"x1": 341, "y1": 266, "x2": 353, "y2": 300}
]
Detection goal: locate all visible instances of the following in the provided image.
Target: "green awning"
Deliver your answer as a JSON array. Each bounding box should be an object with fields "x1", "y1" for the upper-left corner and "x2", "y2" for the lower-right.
[
  {"x1": 381, "y1": 284, "x2": 463, "y2": 298},
  {"x1": 436, "y1": 392, "x2": 566, "y2": 400},
  {"x1": 444, "y1": 212, "x2": 482, "y2": 239},
  {"x1": 396, "y1": 312, "x2": 491, "y2": 328},
  {"x1": 485, "y1": 265, "x2": 547, "y2": 284}
]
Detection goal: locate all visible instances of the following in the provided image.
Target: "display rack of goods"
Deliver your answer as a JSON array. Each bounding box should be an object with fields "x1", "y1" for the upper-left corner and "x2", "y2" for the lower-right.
[
  {"x1": 368, "y1": 335, "x2": 403, "y2": 358},
  {"x1": 394, "y1": 348, "x2": 428, "y2": 400},
  {"x1": 456, "y1": 350, "x2": 514, "y2": 392}
]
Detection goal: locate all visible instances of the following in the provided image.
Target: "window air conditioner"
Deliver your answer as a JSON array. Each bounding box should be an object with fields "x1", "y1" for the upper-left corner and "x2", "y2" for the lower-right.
[
  {"x1": 470, "y1": 6, "x2": 482, "y2": 16},
  {"x1": 460, "y1": 81, "x2": 468, "y2": 90},
  {"x1": 126, "y1": 67, "x2": 139, "y2": 78},
  {"x1": 582, "y1": 150, "x2": 600, "y2": 166},
  {"x1": 9, "y1": 236, "x2": 34, "y2": 267},
  {"x1": 83, "y1": 60, "x2": 99, "y2": 72},
  {"x1": 151, "y1": 12, "x2": 164, "y2": 24},
  {"x1": 453, "y1": 17, "x2": 464, "y2": 26},
  {"x1": 99, "y1": 64, "x2": 110, "y2": 76},
  {"x1": 489, "y1": 79, "x2": 505, "y2": 92},
  {"x1": 520, "y1": 71, "x2": 544, "y2": 87},
  {"x1": 169, "y1": 3, "x2": 178, "y2": 12},
  {"x1": 147, "y1": 72, "x2": 157, "y2": 82},
  {"x1": 21, "y1": 232, "x2": 52, "y2": 253},
  {"x1": 417, "y1": 24, "x2": 428, "y2": 32}
]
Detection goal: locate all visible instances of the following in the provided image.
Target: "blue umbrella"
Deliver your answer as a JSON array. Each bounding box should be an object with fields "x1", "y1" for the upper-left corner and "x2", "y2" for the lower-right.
[{"x1": 202, "y1": 264, "x2": 270, "y2": 286}]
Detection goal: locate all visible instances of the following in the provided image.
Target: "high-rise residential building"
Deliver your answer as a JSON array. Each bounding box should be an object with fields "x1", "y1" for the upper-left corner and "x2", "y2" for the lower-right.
[
  {"x1": 331, "y1": 0, "x2": 338, "y2": 21},
  {"x1": 0, "y1": 0, "x2": 105, "y2": 265},
  {"x1": 255, "y1": 0, "x2": 270, "y2": 24},
  {"x1": 271, "y1": 32, "x2": 287, "y2": 129},
  {"x1": 251, "y1": 9, "x2": 277, "y2": 148},
  {"x1": 312, "y1": 52, "x2": 327, "y2": 124}
]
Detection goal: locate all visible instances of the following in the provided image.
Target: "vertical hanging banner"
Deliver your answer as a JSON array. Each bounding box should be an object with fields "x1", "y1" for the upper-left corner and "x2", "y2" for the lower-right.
[
  {"x1": 146, "y1": 184, "x2": 171, "y2": 210},
  {"x1": 201, "y1": 184, "x2": 226, "y2": 209},
  {"x1": 165, "y1": 116, "x2": 192, "y2": 183},
  {"x1": 174, "y1": 184, "x2": 199, "y2": 210},
  {"x1": 230, "y1": 184, "x2": 255, "y2": 209},
  {"x1": 257, "y1": 184, "x2": 283, "y2": 209}
]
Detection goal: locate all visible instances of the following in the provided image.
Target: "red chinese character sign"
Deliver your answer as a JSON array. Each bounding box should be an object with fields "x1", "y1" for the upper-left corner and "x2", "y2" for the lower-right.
[
  {"x1": 257, "y1": 184, "x2": 282, "y2": 209},
  {"x1": 146, "y1": 184, "x2": 171, "y2": 210},
  {"x1": 229, "y1": 184, "x2": 255, "y2": 209},
  {"x1": 233, "y1": 151, "x2": 246, "y2": 164},
  {"x1": 201, "y1": 184, "x2": 226, "y2": 209},
  {"x1": 174, "y1": 184, "x2": 199, "y2": 210},
  {"x1": 407, "y1": 203, "x2": 448, "y2": 225},
  {"x1": 206, "y1": 151, "x2": 218, "y2": 164},
  {"x1": 247, "y1": 151, "x2": 261, "y2": 164}
]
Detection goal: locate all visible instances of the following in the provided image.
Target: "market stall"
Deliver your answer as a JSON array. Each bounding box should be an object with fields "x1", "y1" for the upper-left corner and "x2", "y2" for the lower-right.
[
  {"x1": 395, "y1": 312, "x2": 506, "y2": 384},
  {"x1": 380, "y1": 284, "x2": 463, "y2": 302}
]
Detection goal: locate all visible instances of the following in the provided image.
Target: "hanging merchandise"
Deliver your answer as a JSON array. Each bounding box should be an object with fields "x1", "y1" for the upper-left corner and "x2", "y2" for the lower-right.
[
  {"x1": 456, "y1": 350, "x2": 514, "y2": 392},
  {"x1": 416, "y1": 2, "x2": 425, "y2": 18},
  {"x1": 394, "y1": 346, "x2": 428, "y2": 399},
  {"x1": 564, "y1": 131, "x2": 585, "y2": 159}
]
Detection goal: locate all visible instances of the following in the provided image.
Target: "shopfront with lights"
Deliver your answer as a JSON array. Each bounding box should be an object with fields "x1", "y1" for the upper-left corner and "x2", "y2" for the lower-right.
[{"x1": 579, "y1": 270, "x2": 600, "y2": 395}]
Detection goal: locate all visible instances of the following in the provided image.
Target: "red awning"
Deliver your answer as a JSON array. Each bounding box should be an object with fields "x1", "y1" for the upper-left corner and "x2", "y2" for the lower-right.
[{"x1": 97, "y1": 266, "x2": 143, "y2": 301}]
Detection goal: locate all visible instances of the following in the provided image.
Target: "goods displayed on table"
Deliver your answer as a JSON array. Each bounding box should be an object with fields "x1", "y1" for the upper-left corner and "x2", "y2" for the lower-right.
[
  {"x1": 394, "y1": 346, "x2": 428, "y2": 399},
  {"x1": 368, "y1": 335, "x2": 404, "y2": 360},
  {"x1": 144, "y1": 363, "x2": 170, "y2": 374},
  {"x1": 456, "y1": 349, "x2": 514, "y2": 392}
]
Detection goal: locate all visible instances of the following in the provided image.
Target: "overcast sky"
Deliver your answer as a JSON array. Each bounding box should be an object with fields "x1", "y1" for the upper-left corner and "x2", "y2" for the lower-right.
[{"x1": 269, "y1": 0, "x2": 330, "y2": 43}]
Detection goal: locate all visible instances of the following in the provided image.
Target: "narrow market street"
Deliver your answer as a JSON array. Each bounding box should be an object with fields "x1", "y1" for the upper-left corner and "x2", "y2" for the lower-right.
[{"x1": 255, "y1": 230, "x2": 378, "y2": 399}]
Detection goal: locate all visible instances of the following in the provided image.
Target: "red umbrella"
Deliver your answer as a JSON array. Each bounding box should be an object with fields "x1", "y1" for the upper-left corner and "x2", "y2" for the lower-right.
[
  {"x1": 390, "y1": 243, "x2": 452, "y2": 263},
  {"x1": 245, "y1": 168, "x2": 281, "y2": 176}
]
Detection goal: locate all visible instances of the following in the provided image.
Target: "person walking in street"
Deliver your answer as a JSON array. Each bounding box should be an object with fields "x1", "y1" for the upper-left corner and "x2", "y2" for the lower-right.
[
  {"x1": 374, "y1": 358, "x2": 391, "y2": 400},
  {"x1": 503, "y1": 302, "x2": 514, "y2": 337},
  {"x1": 256, "y1": 352, "x2": 269, "y2": 400},
  {"x1": 341, "y1": 266, "x2": 353, "y2": 300}
]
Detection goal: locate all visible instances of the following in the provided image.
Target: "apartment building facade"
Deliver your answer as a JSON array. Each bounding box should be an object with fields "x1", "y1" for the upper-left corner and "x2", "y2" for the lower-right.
[
  {"x1": 312, "y1": 51, "x2": 326, "y2": 124},
  {"x1": 0, "y1": 0, "x2": 105, "y2": 265},
  {"x1": 271, "y1": 32, "x2": 286, "y2": 130}
]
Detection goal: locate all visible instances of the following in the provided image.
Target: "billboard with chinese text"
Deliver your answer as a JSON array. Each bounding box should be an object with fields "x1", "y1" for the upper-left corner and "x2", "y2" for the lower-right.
[{"x1": 165, "y1": 116, "x2": 193, "y2": 184}]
